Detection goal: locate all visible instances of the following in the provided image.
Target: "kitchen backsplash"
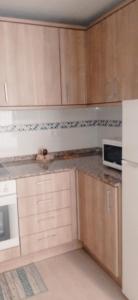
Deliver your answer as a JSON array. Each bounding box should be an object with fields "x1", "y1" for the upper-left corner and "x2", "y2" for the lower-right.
[
  {"x1": 97, "y1": 105, "x2": 122, "y2": 147},
  {"x1": 0, "y1": 105, "x2": 122, "y2": 157}
]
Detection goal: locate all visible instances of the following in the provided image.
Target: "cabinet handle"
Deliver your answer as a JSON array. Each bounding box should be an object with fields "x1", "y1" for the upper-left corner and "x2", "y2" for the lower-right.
[
  {"x1": 106, "y1": 190, "x2": 112, "y2": 213},
  {"x1": 37, "y1": 198, "x2": 52, "y2": 204},
  {"x1": 37, "y1": 179, "x2": 52, "y2": 184},
  {"x1": 66, "y1": 84, "x2": 69, "y2": 104},
  {"x1": 4, "y1": 82, "x2": 8, "y2": 104},
  {"x1": 38, "y1": 216, "x2": 55, "y2": 222},
  {"x1": 38, "y1": 234, "x2": 56, "y2": 241}
]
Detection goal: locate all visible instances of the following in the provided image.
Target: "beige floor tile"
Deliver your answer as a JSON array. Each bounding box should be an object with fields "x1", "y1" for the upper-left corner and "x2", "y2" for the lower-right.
[{"x1": 33, "y1": 249, "x2": 126, "y2": 300}]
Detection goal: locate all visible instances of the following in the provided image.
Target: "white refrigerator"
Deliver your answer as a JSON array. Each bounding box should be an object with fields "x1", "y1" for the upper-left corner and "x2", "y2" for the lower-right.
[{"x1": 123, "y1": 99, "x2": 138, "y2": 300}]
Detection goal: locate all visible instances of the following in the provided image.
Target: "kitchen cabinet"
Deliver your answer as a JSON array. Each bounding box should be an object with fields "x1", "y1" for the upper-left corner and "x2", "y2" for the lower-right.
[
  {"x1": 87, "y1": 13, "x2": 120, "y2": 104},
  {"x1": 0, "y1": 0, "x2": 137, "y2": 107},
  {"x1": 60, "y1": 29, "x2": 87, "y2": 105},
  {"x1": 78, "y1": 171, "x2": 121, "y2": 281},
  {"x1": 87, "y1": 22, "x2": 104, "y2": 104},
  {"x1": 102, "y1": 14, "x2": 121, "y2": 103},
  {"x1": 116, "y1": 0, "x2": 138, "y2": 101},
  {"x1": 0, "y1": 24, "x2": 7, "y2": 106},
  {"x1": 87, "y1": 0, "x2": 138, "y2": 104},
  {"x1": 0, "y1": 22, "x2": 61, "y2": 106},
  {"x1": 17, "y1": 171, "x2": 78, "y2": 255}
]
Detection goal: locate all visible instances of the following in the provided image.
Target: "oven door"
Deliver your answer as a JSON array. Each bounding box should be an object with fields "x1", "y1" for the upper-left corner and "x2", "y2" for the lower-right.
[
  {"x1": 0, "y1": 206, "x2": 10, "y2": 242},
  {"x1": 0, "y1": 195, "x2": 19, "y2": 250}
]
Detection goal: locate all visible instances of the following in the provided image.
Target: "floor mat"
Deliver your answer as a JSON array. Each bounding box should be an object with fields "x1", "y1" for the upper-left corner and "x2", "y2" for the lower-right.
[{"x1": 0, "y1": 263, "x2": 48, "y2": 299}]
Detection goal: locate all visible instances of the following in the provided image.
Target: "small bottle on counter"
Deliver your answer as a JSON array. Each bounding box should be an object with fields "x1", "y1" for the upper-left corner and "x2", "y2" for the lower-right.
[{"x1": 36, "y1": 148, "x2": 54, "y2": 162}]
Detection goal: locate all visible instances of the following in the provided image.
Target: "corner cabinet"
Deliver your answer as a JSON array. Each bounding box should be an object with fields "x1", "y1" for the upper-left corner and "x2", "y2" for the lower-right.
[
  {"x1": 116, "y1": 0, "x2": 138, "y2": 101},
  {"x1": 87, "y1": 0, "x2": 138, "y2": 104},
  {"x1": 78, "y1": 171, "x2": 122, "y2": 283},
  {"x1": 60, "y1": 29, "x2": 87, "y2": 105},
  {"x1": 0, "y1": 22, "x2": 61, "y2": 106},
  {"x1": 87, "y1": 13, "x2": 120, "y2": 104}
]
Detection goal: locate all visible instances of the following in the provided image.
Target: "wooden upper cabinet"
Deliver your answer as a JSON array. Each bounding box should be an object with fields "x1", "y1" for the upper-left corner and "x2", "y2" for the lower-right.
[
  {"x1": 102, "y1": 14, "x2": 121, "y2": 103},
  {"x1": 60, "y1": 29, "x2": 87, "y2": 105},
  {"x1": 0, "y1": 22, "x2": 61, "y2": 106},
  {"x1": 87, "y1": 23, "x2": 104, "y2": 104},
  {"x1": 31, "y1": 26, "x2": 61, "y2": 106},
  {"x1": 116, "y1": 1, "x2": 138, "y2": 101},
  {"x1": 87, "y1": 0, "x2": 138, "y2": 104},
  {"x1": 78, "y1": 172, "x2": 121, "y2": 280},
  {"x1": 87, "y1": 13, "x2": 120, "y2": 104},
  {"x1": 0, "y1": 23, "x2": 7, "y2": 106}
]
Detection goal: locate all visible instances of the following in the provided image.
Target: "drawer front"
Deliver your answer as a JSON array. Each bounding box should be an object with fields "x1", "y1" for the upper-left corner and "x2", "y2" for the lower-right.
[
  {"x1": 20, "y1": 208, "x2": 72, "y2": 236},
  {"x1": 17, "y1": 172, "x2": 71, "y2": 197},
  {"x1": 21, "y1": 226, "x2": 73, "y2": 255},
  {"x1": 18, "y1": 190, "x2": 71, "y2": 217}
]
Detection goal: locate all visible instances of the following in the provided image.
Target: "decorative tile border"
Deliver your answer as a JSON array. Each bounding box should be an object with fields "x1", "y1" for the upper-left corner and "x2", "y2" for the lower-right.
[{"x1": 0, "y1": 120, "x2": 122, "y2": 133}]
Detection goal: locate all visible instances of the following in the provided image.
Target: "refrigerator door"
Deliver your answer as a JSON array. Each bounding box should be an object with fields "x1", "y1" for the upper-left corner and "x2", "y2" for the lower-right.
[
  {"x1": 123, "y1": 99, "x2": 138, "y2": 163},
  {"x1": 122, "y1": 160, "x2": 138, "y2": 300}
]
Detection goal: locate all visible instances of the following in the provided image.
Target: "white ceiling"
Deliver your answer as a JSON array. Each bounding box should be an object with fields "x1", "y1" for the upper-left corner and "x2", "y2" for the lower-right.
[{"x1": 0, "y1": 0, "x2": 124, "y2": 25}]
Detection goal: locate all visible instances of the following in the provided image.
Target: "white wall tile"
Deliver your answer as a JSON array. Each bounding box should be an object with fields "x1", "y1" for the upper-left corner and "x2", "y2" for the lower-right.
[
  {"x1": 97, "y1": 105, "x2": 122, "y2": 146},
  {"x1": 0, "y1": 107, "x2": 98, "y2": 157},
  {"x1": 0, "y1": 105, "x2": 122, "y2": 158}
]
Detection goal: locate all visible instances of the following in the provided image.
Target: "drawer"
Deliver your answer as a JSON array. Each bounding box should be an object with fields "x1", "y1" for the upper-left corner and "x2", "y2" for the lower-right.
[
  {"x1": 18, "y1": 190, "x2": 71, "y2": 217},
  {"x1": 21, "y1": 225, "x2": 73, "y2": 255},
  {"x1": 20, "y1": 208, "x2": 72, "y2": 236},
  {"x1": 17, "y1": 172, "x2": 71, "y2": 197}
]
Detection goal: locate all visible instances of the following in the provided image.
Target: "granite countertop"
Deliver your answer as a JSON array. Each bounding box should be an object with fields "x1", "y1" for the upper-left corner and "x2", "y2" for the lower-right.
[{"x1": 0, "y1": 154, "x2": 121, "y2": 187}]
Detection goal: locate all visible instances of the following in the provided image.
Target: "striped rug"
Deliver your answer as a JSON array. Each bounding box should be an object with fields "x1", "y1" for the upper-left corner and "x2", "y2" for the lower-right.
[{"x1": 0, "y1": 263, "x2": 48, "y2": 299}]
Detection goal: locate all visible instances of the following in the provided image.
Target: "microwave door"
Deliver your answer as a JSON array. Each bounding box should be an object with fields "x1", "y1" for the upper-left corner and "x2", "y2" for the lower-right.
[{"x1": 104, "y1": 145, "x2": 122, "y2": 165}]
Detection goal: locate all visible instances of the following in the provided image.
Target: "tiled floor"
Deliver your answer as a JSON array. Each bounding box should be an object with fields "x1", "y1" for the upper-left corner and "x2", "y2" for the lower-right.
[{"x1": 34, "y1": 249, "x2": 126, "y2": 300}]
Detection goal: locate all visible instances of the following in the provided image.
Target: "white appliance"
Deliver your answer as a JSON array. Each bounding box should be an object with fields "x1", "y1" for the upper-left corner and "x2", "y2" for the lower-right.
[
  {"x1": 122, "y1": 99, "x2": 138, "y2": 300},
  {"x1": 102, "y1": 138, "x2": 122, "y2": 170},
  {"x1": 0, "y1": 180, "x2": 19, "y2": 250}
]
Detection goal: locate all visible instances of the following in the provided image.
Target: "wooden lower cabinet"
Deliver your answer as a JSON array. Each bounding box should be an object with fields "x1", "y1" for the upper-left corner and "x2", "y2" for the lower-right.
[
  {"x1": 78, "y1": 171, "x2": 121, "y2": 282},
  {"x1": 17, "y1": 170, "x2": 78, "y2": 256},
  {"x1": 19, "y1": 207, "x2": 72, "y2": 237},
  {"x1": 21, "y1": 226, "x2": 73, "y2": 256}
]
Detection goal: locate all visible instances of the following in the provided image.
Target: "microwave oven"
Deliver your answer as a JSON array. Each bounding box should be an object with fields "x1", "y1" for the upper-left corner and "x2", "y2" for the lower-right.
[{"x1": 102, "y1": 139, "x2": 122, "y2": 171}]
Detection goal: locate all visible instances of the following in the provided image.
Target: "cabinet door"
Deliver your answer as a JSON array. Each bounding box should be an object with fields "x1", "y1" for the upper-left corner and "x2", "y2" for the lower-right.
[
  {"x1": 102, "y1": 14, "x2": 121, "y2": 103},
  {"x1": 30, "y1": 26, "x2": 61, "y2": 106},
  {"x1": 79, "y1": 172, "x2": 120, "y2": 278},
  {"x1": 87, "y1": 14, "x2": 121, "y2": 104},
  {"x1": 0, "y1": 22, "x2": 61, "y2": 106},
  {"x1": 87, "y1": 23, "x2": 104, "y2": 104},
  {"x1": 116, "y1": 1, "x2": 138, "y2": 101},
  {"x1": 60, "y1": 29, "x2": 87, "y2": 105},
  {"x1": 0, "y1": 23, "x2": 9, "y2": 106}
]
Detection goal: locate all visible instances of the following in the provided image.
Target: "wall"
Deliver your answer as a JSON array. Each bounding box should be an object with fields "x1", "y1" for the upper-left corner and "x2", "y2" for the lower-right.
[{"x1": 0, "y1": 105, "x2": 122, "y2": 158}]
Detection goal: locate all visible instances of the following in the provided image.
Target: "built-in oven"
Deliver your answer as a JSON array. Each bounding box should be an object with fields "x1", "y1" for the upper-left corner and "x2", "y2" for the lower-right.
[
  {"x1": 0, "y1": 206, "x2": 10, "y2": 241},
  {"x1": 0, "y1": 180, "x2": 19, "y2": 251}
]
